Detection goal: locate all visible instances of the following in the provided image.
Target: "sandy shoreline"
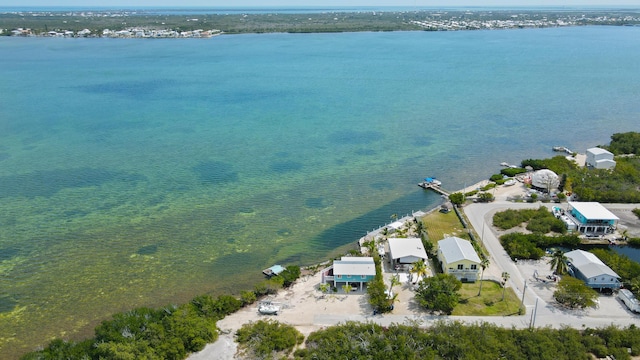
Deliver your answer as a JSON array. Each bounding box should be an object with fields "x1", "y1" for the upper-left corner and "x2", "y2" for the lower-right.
[
  {"x1": 188, "y1": 174, "x2": 640, "y2": 359},
  {"x1": 187, "y1": 179, "x2": 527, "y2": 359}
]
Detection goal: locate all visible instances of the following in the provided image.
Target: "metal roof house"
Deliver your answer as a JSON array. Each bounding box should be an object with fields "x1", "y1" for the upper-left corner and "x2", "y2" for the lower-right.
[
  {"x1": 565, "y1": 249, "x2": 621, "y2": 290},
  {"x1": 586, "y1": 147, "x2": 616, "y2": 170},
  {"x1": 568, "y1": 202, "x2": 618, "y2": 234},
  {"x1": 387, "y1": 237, "x2": 428, "y2": 268},
  {"x1": 321, "y1": 257, "x2": 376, "y2": 292},
  {"x1": 437, "y1": 237, "x2": 482, "y2": 282}
]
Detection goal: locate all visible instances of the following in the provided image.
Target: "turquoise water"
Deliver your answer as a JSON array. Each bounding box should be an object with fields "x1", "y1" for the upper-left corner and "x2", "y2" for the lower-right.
[{"x1": 1, "y1": 26, "x2": 640, "y2": 357}]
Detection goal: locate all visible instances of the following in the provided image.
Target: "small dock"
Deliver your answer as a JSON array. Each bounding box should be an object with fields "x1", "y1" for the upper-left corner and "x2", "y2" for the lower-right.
[
  {"x1": 553, "y1": 146, "x2": 573, "y2": 154},
  {"x1": 418, "y1": 181, "x2": 450, "y2": 197}
]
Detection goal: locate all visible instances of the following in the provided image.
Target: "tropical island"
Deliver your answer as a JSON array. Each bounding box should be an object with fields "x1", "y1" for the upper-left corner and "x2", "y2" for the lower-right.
[
  {"x1": 2, "y1": 8, "x2": 640, "y2": 38},
  {"x1": 20, "y1": 132, "x2": 640, "y2": 359}
]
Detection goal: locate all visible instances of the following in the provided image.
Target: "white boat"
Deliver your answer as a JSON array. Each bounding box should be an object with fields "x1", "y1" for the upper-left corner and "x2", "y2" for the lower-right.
[
  {"x1": 258, "y1": 302, "x2": 280, "y2": 315},
  {"x1": 504, "y1": 179, "x2": 516, "y2": 186}
]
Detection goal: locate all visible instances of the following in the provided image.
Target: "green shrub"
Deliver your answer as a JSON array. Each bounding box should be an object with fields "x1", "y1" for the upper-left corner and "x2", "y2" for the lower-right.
[
  {"x1": 240, "y1": 290, "x2": 257, "y2": 306},
  {"x1": 236, "y1": 320, "x2": 304, "y2": 358},
  {"x1": 501, "y1": 167, "x2": 527, "y2": 177}
]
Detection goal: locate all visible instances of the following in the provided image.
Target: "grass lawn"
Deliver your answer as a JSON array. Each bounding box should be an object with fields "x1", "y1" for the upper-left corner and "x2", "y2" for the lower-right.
[
  {"x1": 452, "y1": 280, "x2": 523, "y2": 316},
  {"x1": 420, "y1": 210, "x2": 470, "y2": 243}
]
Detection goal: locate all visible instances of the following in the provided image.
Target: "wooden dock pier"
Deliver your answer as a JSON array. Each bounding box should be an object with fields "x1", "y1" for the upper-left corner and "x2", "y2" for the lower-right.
[{"x1": 418, "y1": 181, "x2": 451, "y2": 197}]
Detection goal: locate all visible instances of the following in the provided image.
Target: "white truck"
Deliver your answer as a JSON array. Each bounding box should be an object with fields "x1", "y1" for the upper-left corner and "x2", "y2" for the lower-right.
[{"x1": 618, "y1": 289, "x2": 640, "y2": 313}]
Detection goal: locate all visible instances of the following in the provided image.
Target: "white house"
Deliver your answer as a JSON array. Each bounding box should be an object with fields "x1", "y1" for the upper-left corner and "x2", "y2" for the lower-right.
[
  {"x1": 437, "y1": 237, "x2": 482, "y2": 282},
  {"x1": 586, "y1": 147, "x2": 616, "y2": 170},
  {"x1": 387, "y1": 237, "x2": 428, "y2": 268},
  {"x1": 565, "y1": 249, "x2": 621, "y2": 290}
]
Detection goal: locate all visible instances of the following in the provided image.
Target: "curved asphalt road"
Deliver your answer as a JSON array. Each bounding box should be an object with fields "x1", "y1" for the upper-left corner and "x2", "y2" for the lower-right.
[{"x1": 314, "y1": 201, "x2": 640, "y2": 330}]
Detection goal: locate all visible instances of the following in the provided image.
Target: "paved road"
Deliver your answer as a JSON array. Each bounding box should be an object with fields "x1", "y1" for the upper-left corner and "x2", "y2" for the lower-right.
[{"x1": 314, "y1": 201, "x2": 640, "y2": 330}]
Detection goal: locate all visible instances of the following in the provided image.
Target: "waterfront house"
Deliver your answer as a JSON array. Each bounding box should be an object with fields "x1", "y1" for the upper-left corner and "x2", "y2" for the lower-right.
[
  {"x1": 586, "y1": 147, "x2": 616, "y2": 170},
  {"x1": 437, "y1": 236, "x2": 481, "y2": 282},
  {"x1": 321, "y1": 257, "x2": 375, "y2": 292},
  {"x1": 387, "y1": 237, "x2": 428, "y2": 270},
  {"x1": 565, "y1": 249, "x2": 621, "y2": 290},
  {"x1": 567, "y1": 202, "x2": 618, "y2": 234}
]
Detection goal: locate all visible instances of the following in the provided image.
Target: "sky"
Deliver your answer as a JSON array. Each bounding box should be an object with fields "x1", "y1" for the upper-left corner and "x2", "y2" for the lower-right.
[{"x1": 2, "y1": 0, "x2": 640, "y2": 7}]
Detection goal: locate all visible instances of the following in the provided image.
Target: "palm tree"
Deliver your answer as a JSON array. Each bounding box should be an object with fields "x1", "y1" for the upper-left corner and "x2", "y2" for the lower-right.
[
  {"x1": 342, "y1": 283, "x2": 353, "y2": 294},
  {"x1": 319, "y1": 283, "x2": 330, "y2": 295},
  {"x1": 548, "y1": 250, "x2": 570, "y2": 275},
  {"x1": 501, "y1": 272, "x2": 510, "y2": 301},
  {"x1": 477, "y1": 257, "x2": 490, "y2": 296},
  {"x1": 364, "y1": 240, "x2": 376, "y2": 257},
  {"x1": 410, "y1": 260, "x2": 428, "y2": 284},
  {"x1": 389, "y1": 274, "x2": 401, "y2": 291},
  {"x1": 415, "y1": 221, "x2": 426, "y2": 239}
]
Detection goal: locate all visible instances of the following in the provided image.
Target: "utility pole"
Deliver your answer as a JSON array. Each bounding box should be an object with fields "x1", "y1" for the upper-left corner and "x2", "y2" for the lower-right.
[
  {"x1": 529, "y1": 297, "x2": 539, "y2": 328},
  {"x1": 521, "y1": 279, "x2": 527, "y2": 307}
]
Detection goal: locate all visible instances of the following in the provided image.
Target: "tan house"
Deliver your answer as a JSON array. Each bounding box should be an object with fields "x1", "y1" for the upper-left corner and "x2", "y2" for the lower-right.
[{"x1": 437, "y1": 236, "x2": 481, "y2": 282}]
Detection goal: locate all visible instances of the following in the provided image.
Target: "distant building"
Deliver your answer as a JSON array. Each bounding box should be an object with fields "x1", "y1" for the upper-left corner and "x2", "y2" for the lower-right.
[
  {"x1": 568, "y1": 202, "x2": 618, "y2": 234},
  {"x1": 321, "y1": 257, "x2": 376, "y2": 291},
  {"x1": 437, "y1": 237, "x2": 481, "y2": 282},
  {"x1": 565, "y1": 249, "x2": 621, "y2": 290},
  {"x1": 586, "y1": 147, "x2": 616, "y2": 170}
]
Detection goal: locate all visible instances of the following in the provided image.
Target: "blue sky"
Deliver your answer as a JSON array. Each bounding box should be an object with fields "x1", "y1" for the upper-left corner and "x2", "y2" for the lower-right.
[{"x1": 3, "y1": 0, "x2": 640, "y2": 7}]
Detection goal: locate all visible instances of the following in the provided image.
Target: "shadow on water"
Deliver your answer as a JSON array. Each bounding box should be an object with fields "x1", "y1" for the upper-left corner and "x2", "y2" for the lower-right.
[
  {"x1": 328, "y1": 130, "x2": 384, "y2": 145},
  {"x1": 137, "y1": 244, "x2": 159, "y2": 256},
  {"x1": 76, "y1": 79, "x2": 176, "y2": 98},
  {"x1": 0, "y1": 295, "x2": 17, "y2": 313},
  {"x1": 0, "y1": 168, "x2": 146, "y2": 199},
  {"x1": 0, "y1": 247, "x2": 21, "y2": 261},
  {"x1": 309, "y1": 190, "x2": 442, "y2": 252},
  {"x1": 269, "y1": 160, "x2": 303, "y2": 173},
  {"x1": 192, "y1": 160, "x2": 239, "y2": 185}
]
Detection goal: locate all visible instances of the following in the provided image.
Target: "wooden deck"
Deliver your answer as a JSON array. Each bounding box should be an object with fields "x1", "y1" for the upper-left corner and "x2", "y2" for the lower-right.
[{"x1": 418, "y1": 182, "x2": 450, "y2": 197}]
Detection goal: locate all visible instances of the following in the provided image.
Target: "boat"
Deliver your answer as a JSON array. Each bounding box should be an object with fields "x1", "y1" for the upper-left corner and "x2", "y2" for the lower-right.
[
  {"x1": 423, "y1": 177, "x2": 442, "y2": 186},
  {"x1": 500, "y1": 162, "x2": 509, "y2": 167},
  {"x1": 258, "y1": 302, "x2": 280, "y2": 315},
  {"x1": 504, "y1": 179, "x2": 516, "y2": 186}
]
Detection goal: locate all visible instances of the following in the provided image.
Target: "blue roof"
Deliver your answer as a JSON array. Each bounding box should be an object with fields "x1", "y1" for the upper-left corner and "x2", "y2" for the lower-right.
[
  {"x1": 268, "y1": 265, "x2": 285, "y2": 275},
  {"x1": 425, "y1": 177, "x2": 436, "y2": 182}
]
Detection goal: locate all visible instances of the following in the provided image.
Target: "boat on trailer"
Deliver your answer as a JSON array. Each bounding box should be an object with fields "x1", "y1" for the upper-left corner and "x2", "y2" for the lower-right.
[{"x1": 258, "y1": 301, "x2": 280, "y2": 315}]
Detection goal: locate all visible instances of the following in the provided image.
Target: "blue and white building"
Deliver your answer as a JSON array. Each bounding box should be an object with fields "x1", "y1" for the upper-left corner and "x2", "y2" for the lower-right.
[
  {"x1": 321, "y1": 257, "x2": 376, "y2": 292},
  {"x1": 567, "y1": 202, "x2": 618, "y2": 234}
]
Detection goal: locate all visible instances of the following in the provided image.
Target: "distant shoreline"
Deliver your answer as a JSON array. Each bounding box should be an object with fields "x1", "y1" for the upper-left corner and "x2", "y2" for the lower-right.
[{"x1": 2, "y1": 8, "x2": 639, "y2": 38}]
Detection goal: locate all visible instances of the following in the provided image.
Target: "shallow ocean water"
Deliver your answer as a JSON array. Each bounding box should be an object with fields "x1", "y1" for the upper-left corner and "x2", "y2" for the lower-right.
[{"x1": 1, "y1": 26, "x2": 639, "y2": 357}]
